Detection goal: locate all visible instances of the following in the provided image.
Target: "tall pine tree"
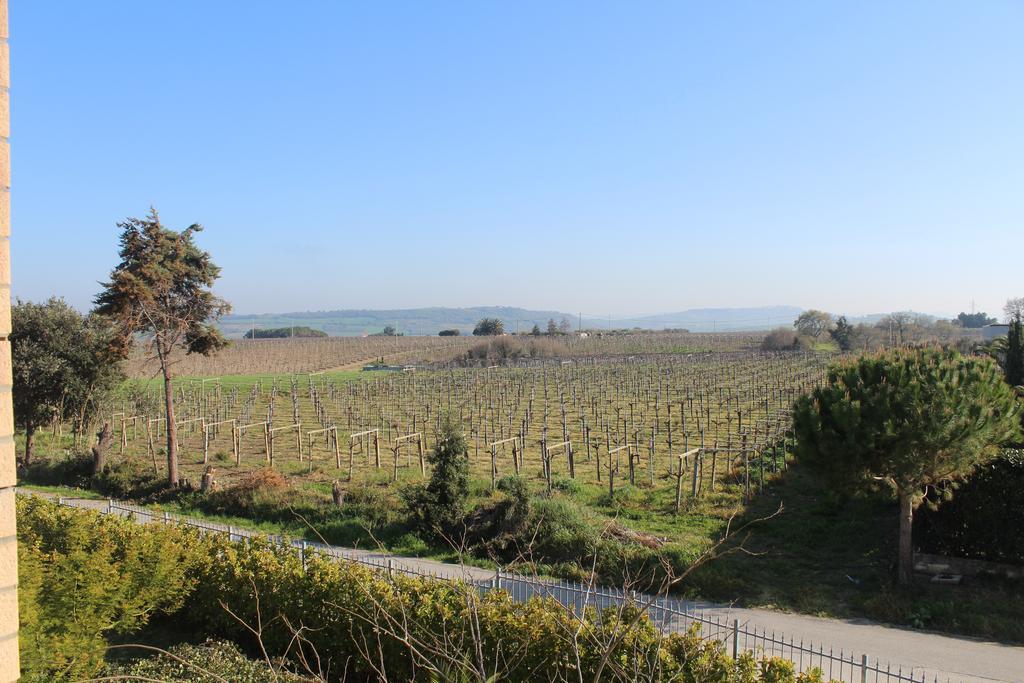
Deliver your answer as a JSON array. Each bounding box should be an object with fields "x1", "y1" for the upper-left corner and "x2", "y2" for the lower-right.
[
  {"x1": 95, "y1": 209, "x2": 231, "y2": 486},
  {"x1": 795, "y1": 348, "x2": 1020, "y2": 584}
]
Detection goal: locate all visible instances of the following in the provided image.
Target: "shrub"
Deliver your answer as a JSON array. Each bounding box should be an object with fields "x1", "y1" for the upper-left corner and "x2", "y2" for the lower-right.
[
  {"x1": 17, "y1": 497, "x2": 208, "y2": 681},
  {"x1": 761, "y1": 328, "x2": 800, "y2": 351},
  {"x1": 403, "y1": 417, "x2": 469, "y2": 540},
  {"x1": 18, "y1": 498, "x2": 840, "y2": 683},
  {"x1": 915, "y1": 448, "x2": 1024, "y2": 564},
  {"x1": 20, "y1": 452, "x2": 93, "y2": 488},
  {"x1": 201, "y1": 468, "x2": 291, "y2": 517},
  {"x1": 91, "y1": 457, "x2": 167, "y2": 499},
  {"x1": 527, "y1": 497, "x2": 599, "y2": 562},
  {"x1": 464, "y1": 476, "x2": 532, "y2": 554},
  {"x1": 551, "y1": 475, "x2": 582, "y2": 495},
  {"x1": 102, "y1": 639, "x2": 313, "y2": 682}
]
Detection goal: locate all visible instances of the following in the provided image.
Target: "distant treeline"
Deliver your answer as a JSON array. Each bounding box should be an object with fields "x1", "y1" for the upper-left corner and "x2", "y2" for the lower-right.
[{"x1": 243, "y1": 326, "x2": 327, "y2": 339}]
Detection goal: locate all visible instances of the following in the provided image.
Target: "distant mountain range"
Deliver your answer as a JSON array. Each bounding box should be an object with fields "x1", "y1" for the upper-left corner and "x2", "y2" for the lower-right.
[{"x1": 218, "y1": 305, "x2": 807, "y2": 338}]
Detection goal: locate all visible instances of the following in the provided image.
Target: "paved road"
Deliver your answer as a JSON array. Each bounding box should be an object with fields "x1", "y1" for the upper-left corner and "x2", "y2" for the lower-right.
[{"x1": 22, "y1": 490, "x2": 1024, "y2": 683}]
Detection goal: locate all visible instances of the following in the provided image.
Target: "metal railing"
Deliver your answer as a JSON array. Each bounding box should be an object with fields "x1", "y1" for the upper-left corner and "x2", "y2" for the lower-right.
[{"x1": 40, "y1": 494, "x2": 952, "y2": 683}]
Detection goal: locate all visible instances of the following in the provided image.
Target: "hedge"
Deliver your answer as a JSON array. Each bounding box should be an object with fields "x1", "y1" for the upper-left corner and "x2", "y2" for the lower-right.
[{"x1": 18, "y1": 497, "x2": 834, "y2": 682}]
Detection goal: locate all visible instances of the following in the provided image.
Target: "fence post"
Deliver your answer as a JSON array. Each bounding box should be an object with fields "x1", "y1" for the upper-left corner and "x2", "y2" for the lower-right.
[
  {"x1": 387, "y1": 558, "x2": 394, "y2": 579},
  {"x1": 107, "y1": 498, "x2": 113, "y2": 514},
  {"x1": 493, "y1": 568, "x2": 501, "y2": 590},
  {"x1": 861, "y1": 654, "x2": 868, "y2": 683},
  {"x1": 57, "y1": 496, "x2": 64, "y2": 506},
  {"x1": 732, "y1": 619, "x2": 739, "y2": 659},
  {"x1": 300, "y1": 540, "x2": 308, "y2": 574},
  {"x1": 227, "y1": 525, "x2": 234, "y2": 542},
  {"x1": 163, "y1": 511, "x2": 170, "y2": 524}
]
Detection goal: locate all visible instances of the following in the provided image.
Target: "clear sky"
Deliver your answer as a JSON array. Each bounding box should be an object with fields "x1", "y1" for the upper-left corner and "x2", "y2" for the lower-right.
[{"x1": 9, "y1": 1, "x2": 1023, "y2": 319}]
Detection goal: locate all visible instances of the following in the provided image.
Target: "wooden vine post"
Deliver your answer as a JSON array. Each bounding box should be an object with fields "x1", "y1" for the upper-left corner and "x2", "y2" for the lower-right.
[
  {"x1": 673, "y1": 448, "x2": 700, "y2": 514},
  {"x1": 347, "y1": 429, "x2": 380, "y2": 481},
  {"x1": 606, "y1": 444, "x2": 630, "y2": 500},
  {"x1": 488, "y1": 436, "x2": 520, "y2": 489},
  {"x1": 392, "y1": 432, "x2": 423, "y2": 481}
]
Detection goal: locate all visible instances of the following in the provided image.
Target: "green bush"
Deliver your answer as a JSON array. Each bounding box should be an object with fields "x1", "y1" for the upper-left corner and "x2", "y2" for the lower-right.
[
  {"x1": 403, "y1": 416, "x2": 469, "y2": 540},
  {"x1": 102, "y1": 639, "x2": 313, "y2": 682},
  {"x1": 91, "y1": 457, "x2": 167, "y2": 499},
  {"x1": 16, "y1": 496, "x2": 208, "y2": 681},
  {"x1": 551, "y1": 475, "x2": 582, "y2": 495},
  {"x1": 20, "y1": 452, "x2": 92, "y2": 488},
  {"x1": 18, "y1": 498, "x2": 838, "y2": 682},
  {"x1": 528, "y1": 496, "x2": 599, "y2": 561},
  {"x1": 915, "y1": 449, "x2": 1024, "y2": 564}
]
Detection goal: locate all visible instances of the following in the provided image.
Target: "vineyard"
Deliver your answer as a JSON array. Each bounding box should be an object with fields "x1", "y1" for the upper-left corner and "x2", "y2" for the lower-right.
[
  {"x1": 108, "y1": 340, "x2": 830, "y2": 510},
  {"x1": 125, "y1": 330, "x2": 763, "y2": 378},
  {"x1": 125, "y1": 335, "x2": 479, "y2": 377}
]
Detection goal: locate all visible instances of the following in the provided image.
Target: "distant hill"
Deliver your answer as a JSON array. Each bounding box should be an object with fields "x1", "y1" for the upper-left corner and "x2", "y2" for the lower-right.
[
  {"x1": 218, "y1": 305, "x2": 806, "y2": 338},
  {"x1": 603, "y1": 306, "x2": 803, "y2": 333}
]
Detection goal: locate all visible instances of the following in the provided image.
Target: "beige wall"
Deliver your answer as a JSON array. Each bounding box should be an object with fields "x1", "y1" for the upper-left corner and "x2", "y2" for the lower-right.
[{"x1": 0, "y1": 0, "x2": 18, "y2": 679}]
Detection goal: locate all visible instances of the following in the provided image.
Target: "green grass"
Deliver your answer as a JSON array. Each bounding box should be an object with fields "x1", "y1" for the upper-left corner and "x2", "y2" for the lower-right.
[{"x1": 18, "y1": 483, "x2": 105, "y2": 499}]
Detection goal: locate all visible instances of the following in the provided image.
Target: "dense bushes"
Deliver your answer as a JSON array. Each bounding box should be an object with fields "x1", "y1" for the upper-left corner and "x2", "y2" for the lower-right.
[
  {"x1": 761, "y1": 329, "x2": 803, "y2": 351},
  {"x1": 915, "y1": 449, "x2": 1024, "y2": 564},
  {"x1": 102, "y1": 640, "x2": 313, "y2": 682},
  {"x1": 17, "y1": 496, "x2": 206, "y2": 681},
  {"x1": 19, "y1": 497, "x2": 833, "y2": 682},
  {"x1": 21, "y1": 451, "x2": 167, "y2": 499}
]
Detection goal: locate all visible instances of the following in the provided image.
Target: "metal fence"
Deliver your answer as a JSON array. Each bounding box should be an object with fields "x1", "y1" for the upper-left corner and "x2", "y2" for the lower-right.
[{"x1": 40, "y1": 494, "x2": 953, "y2": 683}]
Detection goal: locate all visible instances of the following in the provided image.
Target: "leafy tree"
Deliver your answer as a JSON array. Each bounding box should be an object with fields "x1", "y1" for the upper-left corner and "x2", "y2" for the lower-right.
[
  {"x1": 875, "y1": 312, "x2": 921, "y2": 346},
  {"x1": 94, "y1": 209, "x2": 231, "y2": 486},
  {"x1": 546, "y1": 318, "x2": 558, "y2": 335},
  {"x1": 472, "y1": 318, "x2": 504, "y2": 336},
  {"x1": 558, "y1": 317, "x2": 573, "y2": 334},
  {"x1": 11, "y1": 299, "x2": 123, "y2": 464},
  {"x1": 438, "y1": 328, "x2": 460, "y2": 336},
  {"x1": 405, "y1": 416, "x2": 469, "y2": 540},
  {"x1": 1006, "y1": 315, "x2": 1023, "y2": 388},
  {"x1": 829, "y1": 315, "x2": 853, "y2": 351},
  {"x1": 531, "y1": 324, "x2": 542, "y2": 336},
  {"x1": 70, "y1": 314, "x2": 126, "y2": 456},
  {"x1": 381, "y1": 324, "x2": 398, "y2": 336},
  {"x1": 794, "y1": 348, "x2": 1020, "y2": 584},
  {"x1": 793, "y1": 310, "x2": 833, "y2": 338},
  {"x1": 1005, "y1": 297, "x2": 1024, "y2": 323},
  {"x1": 956, "y1": 311, "x2": 996, "y2": 328}
]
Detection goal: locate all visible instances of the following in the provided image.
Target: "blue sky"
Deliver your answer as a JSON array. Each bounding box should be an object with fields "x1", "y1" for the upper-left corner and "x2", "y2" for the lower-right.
[{"x1": 9, "y1": 1, "x2": 1023, "y2": 318}]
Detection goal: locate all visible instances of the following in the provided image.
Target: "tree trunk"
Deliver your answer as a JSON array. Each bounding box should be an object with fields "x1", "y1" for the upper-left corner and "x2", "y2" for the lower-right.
[
  {"x1": 162, "y1": 365, "x2": 179, "y2": 486},
  {"x1": 898, "y1": 490, "x2": 915, "y2": 585},
  {"x1": 92, "y1": 422, "x2": 113, "y2": 476},
  {"x1": 23, "y1": 425, "x2": 34, "y2": 466}
]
